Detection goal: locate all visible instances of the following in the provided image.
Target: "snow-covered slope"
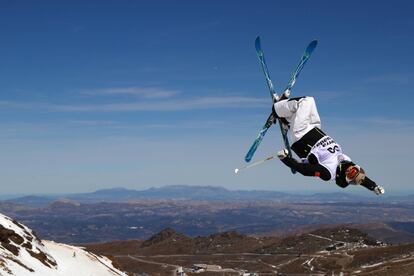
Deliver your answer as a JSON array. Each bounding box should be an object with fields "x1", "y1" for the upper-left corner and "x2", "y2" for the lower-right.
[{"x1": 0, "y1": 213, "x2": 127, "y2": 276}]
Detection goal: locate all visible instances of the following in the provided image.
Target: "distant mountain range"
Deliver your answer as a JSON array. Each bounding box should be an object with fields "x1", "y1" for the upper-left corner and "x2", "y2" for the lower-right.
[
  {"x1": 1, "y1": 194, "x2": 414, "y2": 244},
  {"x1": 2, "y1": 185, "x2": 414, "y2": 246},
  {"x1": 3, "y1": 185, "x2": 411, "y2": 208}
]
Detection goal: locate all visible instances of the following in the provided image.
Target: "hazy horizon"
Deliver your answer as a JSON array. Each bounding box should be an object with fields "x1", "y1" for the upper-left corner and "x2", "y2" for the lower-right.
[{"x1": 1, "y1": 184, "x2": 413, "y2": 199}]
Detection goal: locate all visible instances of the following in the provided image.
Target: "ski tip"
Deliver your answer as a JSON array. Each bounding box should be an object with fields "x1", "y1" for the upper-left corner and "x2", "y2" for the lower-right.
[
  {"x1": 255, "y1": 36, "x2": 262, "y2": 52},
  {"x1": 245, "y1": 141, "x2": 260, "y2": 162},
  {"x1": 245, "y1": 151, "x2": 254, "y2": 162},
  {"x1": 309, "y1": 39, "x2": 318, "y2": 49},
  {"x1": 305, "y1": 40, "x2": 318, "y2": 55}
]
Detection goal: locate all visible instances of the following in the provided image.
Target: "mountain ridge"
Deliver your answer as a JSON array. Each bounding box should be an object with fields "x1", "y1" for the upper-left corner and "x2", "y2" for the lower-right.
[
  {"x1": 0, "y1": 213, "x2": 127, "y2": 276},
  {"x1": 4, "y1": 185, "x2": 404, "y2": 208},
  {"x1": 86, "y1": 226, "x2": 414, "y2": 275}
]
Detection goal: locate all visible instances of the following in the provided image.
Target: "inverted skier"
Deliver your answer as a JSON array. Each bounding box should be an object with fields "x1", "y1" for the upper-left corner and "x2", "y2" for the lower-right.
[{"x1": 272, "y1": 96, "x2": 385, "y2": 195}]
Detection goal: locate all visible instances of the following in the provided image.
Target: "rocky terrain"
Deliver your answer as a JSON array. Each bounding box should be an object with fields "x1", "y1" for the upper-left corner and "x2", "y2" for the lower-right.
[
  {"x1": 0, "y1": 213, "x2": 127, "y2": 276},
  {"x1": 86, "y1": 227, "x2": 414, "y2": 275},
  {"x1": 1, "y1": 198, "x2": 414, "y2": 244}
]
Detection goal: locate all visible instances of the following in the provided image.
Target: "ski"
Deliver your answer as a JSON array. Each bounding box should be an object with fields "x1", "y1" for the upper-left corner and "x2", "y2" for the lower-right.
[
  {"x1": 244, "y1": 37, "x2": 279, "y2": 163},
  {"x1": 244, "y1": 37, "x2": 318, "y2": 173},
  {"x1": 245, "y1": 36, "x2": 288, "y2": 164},
  {"x1": 255, "y1": 36, "x2": 277, "y2": 100},
  {"x1": 278, "y1": 39, "x2": 318, "y2": 172},
  {"x1": 251, "y1": 36, "x2": 296, "y2": 173},
  {"x1": 282, "y1": 39, "x2": 318, "y2": 97}
]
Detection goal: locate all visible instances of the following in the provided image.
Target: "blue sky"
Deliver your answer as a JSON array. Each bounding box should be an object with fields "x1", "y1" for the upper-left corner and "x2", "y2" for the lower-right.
[{"x1": 0, "y1": 0, "x2": 413, "y2": 195}]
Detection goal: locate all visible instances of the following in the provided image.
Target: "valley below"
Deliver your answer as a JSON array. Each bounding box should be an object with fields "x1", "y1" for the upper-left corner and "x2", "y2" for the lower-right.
[{"x1": 2, "y1": 186, "x2": 414, "y2": 275}]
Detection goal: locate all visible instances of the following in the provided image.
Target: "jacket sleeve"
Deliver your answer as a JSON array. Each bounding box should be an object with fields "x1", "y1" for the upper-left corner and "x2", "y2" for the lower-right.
[{"x1": 280, "y1": 156, "x2": 332, "y2": 181}]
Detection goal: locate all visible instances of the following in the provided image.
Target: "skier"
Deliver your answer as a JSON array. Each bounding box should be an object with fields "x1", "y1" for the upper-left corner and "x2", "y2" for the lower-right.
[{"x1": 272, "y1": 96, "x2": 385, "y2": 195}]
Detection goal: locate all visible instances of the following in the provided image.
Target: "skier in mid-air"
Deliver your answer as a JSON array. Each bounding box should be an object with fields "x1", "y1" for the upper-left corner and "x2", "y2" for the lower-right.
[
  {"x1": 272, "y1": 96, "x2": 385, "y2": 195},
  {"x1": 241, "y1": 37, "x2": 384, "y2": 195}
]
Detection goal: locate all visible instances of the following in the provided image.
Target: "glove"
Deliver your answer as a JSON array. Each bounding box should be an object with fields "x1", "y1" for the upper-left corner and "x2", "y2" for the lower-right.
[
  {"x1": 373, "y1": 185, "x2": 385, "y2": 195},
  {"x1": 277, "y1": 149, "x2": 289, "y2": 160}
]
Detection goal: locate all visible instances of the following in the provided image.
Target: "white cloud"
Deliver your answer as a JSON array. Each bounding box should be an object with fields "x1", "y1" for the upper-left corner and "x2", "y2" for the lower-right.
[
  {"x1": 83, "y1": 86, "x2": 180, "y2": 99},
  {"x1": 0, "y1": 96, "x2": 268, "y2": 112}
]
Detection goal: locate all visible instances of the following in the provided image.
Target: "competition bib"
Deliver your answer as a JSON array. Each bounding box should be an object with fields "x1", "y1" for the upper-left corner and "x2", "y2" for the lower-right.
[{"x1": 310, "y1": 136, "x2": 346, "y2": 180}]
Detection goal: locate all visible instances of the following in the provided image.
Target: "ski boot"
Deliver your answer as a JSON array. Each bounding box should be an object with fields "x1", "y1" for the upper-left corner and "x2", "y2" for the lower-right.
[{"x1": 272, "y1": 90, "x2": 291, "y2": 103}]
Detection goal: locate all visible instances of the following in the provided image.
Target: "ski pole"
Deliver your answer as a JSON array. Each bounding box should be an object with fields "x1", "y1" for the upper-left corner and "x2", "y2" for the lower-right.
[{"x1": 235, "y1": 153, "x2": 278, "y2": 174}]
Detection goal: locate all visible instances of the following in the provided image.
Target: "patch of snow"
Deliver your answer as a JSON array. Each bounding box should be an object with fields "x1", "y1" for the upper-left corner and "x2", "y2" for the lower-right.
[
  {"x1": 0, "y1": 213, "x2": 128, "y2": 276},
  {"x1": 44, "y1": 241, "x2": 127, "y2": 275}
]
